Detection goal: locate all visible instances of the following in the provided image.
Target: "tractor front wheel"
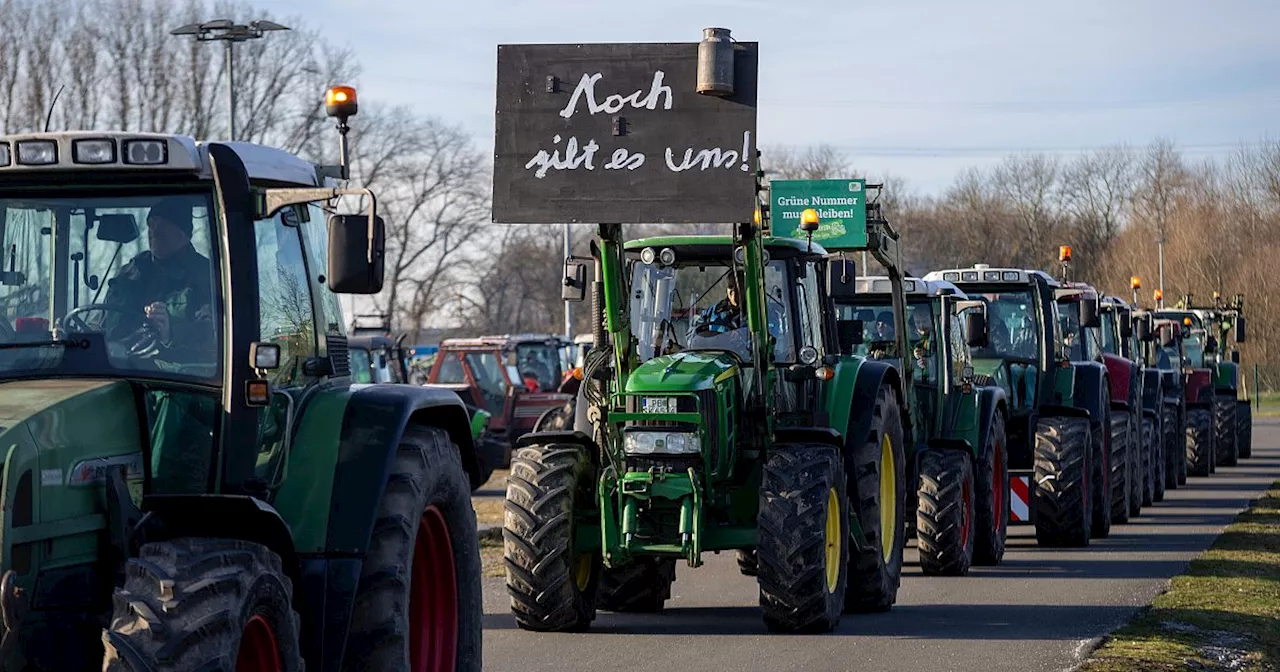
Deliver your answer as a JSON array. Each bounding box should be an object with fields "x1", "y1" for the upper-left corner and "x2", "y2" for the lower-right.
[
  {"x1": 1162, "y1": 405, "x2": 1180, "y2": 491},
  {"x1": 1142, "y1": 415, "x2": 1161, "y2": 505},
  {"x1": 504, "y1": 443, "x2": 598, "y2": 632},
  {"x1": 845, "y1": 384, "x2": 907, "y2": 613},
  {"x1": 916, "y1": 449, "x2": 975, "y2": 576},
  {"x1": 1186, "y1": 408, "x2": 1214, "y2": 477},
  {"x1": 101, "y1": 538, "x2": 304, "y2": 672},
  {"x1": 1214, "y1": 394, "x2": 1238, "y2": 467},
  {"x1": 757, "y1": 442, "x2": 848, "y2": 633},
  {"x1": 1033, "y1": 416, "x2": 1092, "y2": 548},
  {"x1": 1109, "y1": 410, "x2": 1132, "y2": 524},
  {"x1": 597, "y1": 558, "x2": 676, "y2": 613},
  {"x1": 1090, "y1": 419, "x2": 1112, "y2": 539},
  {"x1": 1238, "y1": 401, "x2": 1253, "y2": 459},
  {"x1": 345, "y1": 424, "x2": 483, "y2": 672},
  {"x1": 973, "y1": 411, "x2": 1008, "y2": 566}
]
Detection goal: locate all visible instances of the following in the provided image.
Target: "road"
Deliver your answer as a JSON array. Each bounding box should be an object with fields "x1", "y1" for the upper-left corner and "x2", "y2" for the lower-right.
[{"x1": 478, "y1": 419, "x2": 1280, "y2": 672}]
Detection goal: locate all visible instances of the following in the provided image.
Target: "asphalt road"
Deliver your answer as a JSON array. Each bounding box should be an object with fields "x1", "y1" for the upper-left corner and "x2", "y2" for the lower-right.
[{"x1": 478, "y1": 419, "x2": 1280, "y2": 672}]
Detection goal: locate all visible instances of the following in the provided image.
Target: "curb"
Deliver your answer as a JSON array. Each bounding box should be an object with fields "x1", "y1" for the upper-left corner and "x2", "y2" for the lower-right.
[{"x1": 477, "y1": 523, "x2": 502, "y2": 541}]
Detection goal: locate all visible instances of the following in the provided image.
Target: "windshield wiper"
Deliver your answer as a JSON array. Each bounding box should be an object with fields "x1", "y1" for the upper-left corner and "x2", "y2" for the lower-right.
[{"x1": 0, "y1": 338, "x2": 92, "y2": 350}]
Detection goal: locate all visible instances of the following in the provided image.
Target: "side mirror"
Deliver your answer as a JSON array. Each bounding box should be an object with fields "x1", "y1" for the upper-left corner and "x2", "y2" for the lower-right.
[
  {"x1": 327, "y1": 214, "x2": 385, "y2": 294},
  {"x1": 562, "y1": 259, "x2": 588, "y2": 303},
  {"x1": 837, "y1": 319, "x2": 864, "y2": 352},
  {"x1": 1235, "y1": 316, "x2": 1247, "y2": 343},
  {"x1": 965, "y1": 311, "x2": 988, "y2": 348},
  {"x1": 1136, "y1": 315, "x2": 1152, "y2": 343},
  {"x1": 1119, "y1": 312, "x2": 1132, "y2": 338},
  {"x1": 826, "y1": 257, "x2": 857, "y2": 300},
  {"x1": 1232, "y1": 350, "x2": 1240, "y2": 364},
  {"x1": 1204, "y1": 336, "x2": 1218, "y2": 355},
  {"x1": 1080, "y1": 297, "x2": 1100, "y2": 328}
]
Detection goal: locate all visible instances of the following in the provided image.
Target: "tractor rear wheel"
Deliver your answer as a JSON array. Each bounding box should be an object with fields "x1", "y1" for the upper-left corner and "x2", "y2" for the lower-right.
[
  {"x1": 504, "y1": 443, "x2": 599, "y2": 632},
  {"x1": 916, "y1": 450, "x2": 975, "y2": 576},
  {"x1": 1186, "y1": 408, "x2": 1214, "y2": 477},
  {"x1": 1238, "y1": 402, "x2": 1253, "y2": 459},
  {"x1": 101, "y1": 538, "x2": 304, "y2": 672},
  {"x1": 596, "y1": 558, "x2": 676, "y2": 613},
  {"x1": 1143, "y1": 415, "x2": 1161, "y2": 505},
  {"x1": 757, "y1": 442, "x2": 848, "y2": 633},
  {"x1": 1162, "y1": 405, "x2": 1180, "y2": 491},
  {"x1": 1127, "y1": 411, "x2": 1143, "y2": 518},
  {"x1": 1033, "y1": 416, "x2": 1092, "y2": 548},
  {"x1": 845, "y1": 384, "x2": 907, "y2": 613},
  {"x1": 973, "y1": 411, "x2": 1008, "y2": 566},
  {"x1": 736, "y1": 549, "x2": 758, "y2": 576},
  {"x1": 1090, "y1": 419, "x2": 1112, "y2": 539},
  {"x1": 1109, "y1": 410, "x2": 1132, "y2": 524},
  {"x1": 1214, "y1": 394, "x2": 1238, "y2": 467},
  {"x1": 344, "y1": 424, "x2": 483, "y2": 672}
]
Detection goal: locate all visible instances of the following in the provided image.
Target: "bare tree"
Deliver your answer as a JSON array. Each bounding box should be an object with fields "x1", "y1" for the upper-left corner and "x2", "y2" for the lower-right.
[
  {"x1": 991, "y1": 153, "x2": 1062, "y2": 269},
  {"x1": 1059, "y1": 145, "x2": 1135, "y2": 277}
]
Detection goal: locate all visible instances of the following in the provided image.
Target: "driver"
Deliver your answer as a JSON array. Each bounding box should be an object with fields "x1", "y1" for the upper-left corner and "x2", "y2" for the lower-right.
[
  {"x1": 101, "y1": 197, "x2": 213, "y2": 358},
  {"x1": 697, "y1": 273, "x2": 745, "y2": 334}
]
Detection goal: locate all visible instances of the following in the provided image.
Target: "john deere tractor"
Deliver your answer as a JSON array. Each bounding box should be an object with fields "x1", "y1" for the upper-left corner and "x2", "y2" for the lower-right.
[
  {"x1": 834, "y1": 275, "x2": 1009, "y2": 576},
  {"x1": 921, "y1": 264, "x2": 1110, "y2": 547},
  {"x1": 0, "y1": 88, "x2": 483, "y2": 671},
  {"x1": 1167, "y1": 292, "x2": 1249, "y2": 463},
  {"x1": 503, "y1": 198, "x2": 914, "y2": 632}
]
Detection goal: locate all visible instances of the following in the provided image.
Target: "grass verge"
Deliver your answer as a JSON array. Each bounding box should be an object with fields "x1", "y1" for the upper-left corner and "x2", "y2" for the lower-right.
[
  {"x1": 1080, "y1": 481, "x2": 1280, "y2": 672},
  {"x1": 1255, "y1": 393, "x2": 1280, "y2": 418}
]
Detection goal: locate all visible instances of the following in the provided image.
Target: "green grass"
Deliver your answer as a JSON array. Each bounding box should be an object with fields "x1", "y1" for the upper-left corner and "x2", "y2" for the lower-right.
[
  {"x1": 1254, "y1": 392, "x2": 1280, "y2": 418},
  {"x1": 1081, "y1": 482, "x2": 1280, "y2": 672}
]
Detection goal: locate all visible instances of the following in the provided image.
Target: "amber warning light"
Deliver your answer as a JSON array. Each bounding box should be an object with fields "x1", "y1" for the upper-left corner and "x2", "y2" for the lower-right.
[
  {"x1": 1059, "y1": 245, "x2": 1072, "y2": 262},
  {"x1": 325, "y1": 86, "x2": 358, "y2": 120},
  {"x1": 1130, "y1": 276, "x2": 1141, "y2": 289}
]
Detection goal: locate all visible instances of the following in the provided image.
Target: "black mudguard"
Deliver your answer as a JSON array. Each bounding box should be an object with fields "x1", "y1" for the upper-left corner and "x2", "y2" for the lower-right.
[
  {"x1": 774, "y1": 426, "x2": 843, "y2": 448},
  {"x1": 976, "y1": 385, "x2": 1009, "y2": 462},
  {"x1": 139, "y1": 494, "x2": 300, "y2": 581},
  {"x1": 845, "y1": 359, "x2": 907, "y2": 505}
]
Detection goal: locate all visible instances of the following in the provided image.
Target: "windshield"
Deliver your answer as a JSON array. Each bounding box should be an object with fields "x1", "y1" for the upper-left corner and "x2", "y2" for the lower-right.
[
  {"x1": 629, "y1": 258, "x2": 794, "y2": 364},
  {"x1": 513, "y1": 343, "x2": 562, "y2": 392},
  {"x1": 1184, "y1": 332, "x2": 1205, "y2": 368},
  {"x1": 1056, "y1": 300, "x2": 1101, "y2": 361},
  {"x1": 966, "y1": 289, "x2": 1040, "y2": 360},
  {"x1": 834, "y1": 300, "x2": 935, "y2": 359},
  {"x1": 0, "y1": 191, "x2": 220, "y2": 381}
]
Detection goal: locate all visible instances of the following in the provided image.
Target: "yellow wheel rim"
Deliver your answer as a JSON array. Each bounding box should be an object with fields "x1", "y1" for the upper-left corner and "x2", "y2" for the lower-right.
[
  {"x1": 879, "y1": 434, "x2": 896, "y2": 563},
  {"x1": 824, "y1": 487, "x2": 841, "y2": 593},
  {"x1": 573, "y1": 554, "x2": 592, "y2": 591}
]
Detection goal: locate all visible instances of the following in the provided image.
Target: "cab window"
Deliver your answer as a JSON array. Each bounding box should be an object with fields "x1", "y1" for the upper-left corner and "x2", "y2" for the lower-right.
[{"x1": 254, "y1": 208, "x2": 316, "y2": 387}]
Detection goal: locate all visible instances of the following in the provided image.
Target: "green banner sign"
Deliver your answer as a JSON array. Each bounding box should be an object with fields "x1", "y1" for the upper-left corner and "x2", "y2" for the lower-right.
[{"x1": 769, "y1": 179, "x2": 867, "y2": 250}]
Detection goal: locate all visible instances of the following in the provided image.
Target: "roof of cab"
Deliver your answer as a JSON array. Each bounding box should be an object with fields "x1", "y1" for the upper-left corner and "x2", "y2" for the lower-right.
[{"x1": 625, "y1": 235, "x2": 828, "y2": 256}]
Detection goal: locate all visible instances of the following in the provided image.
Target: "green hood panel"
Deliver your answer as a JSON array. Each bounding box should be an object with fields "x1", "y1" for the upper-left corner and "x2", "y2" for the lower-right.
[
  {"x1": 0, "y1": 379, "x2": 125, "y2": 431},
  {"x1": 626, "y1": 352, "x2": 738, "y2": 392}
]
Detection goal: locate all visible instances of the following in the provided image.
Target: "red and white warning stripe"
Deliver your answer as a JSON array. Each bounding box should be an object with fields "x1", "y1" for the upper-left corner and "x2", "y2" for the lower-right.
[{"x1": 1010, "y1": 476, "x2": 1031, "y2": 522}]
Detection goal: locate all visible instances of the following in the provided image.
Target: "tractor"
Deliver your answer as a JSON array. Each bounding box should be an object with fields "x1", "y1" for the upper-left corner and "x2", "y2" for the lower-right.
[
  {"x1": 1152, "y1": 307, "x2": 1218, "y2": 477},
  {"x1": 504, "y1": 198, "x2": 914, "y2": 632},
  {"x1": 0, "y1": 87, "x2": 483, "y2": 671},
  {"x1": 833, "y1": 275, "x2": 1008, "y2": 575},
  {"x1": 1098, "y1": 293, "x2": 1155, "y2": 516},
  {"x1": 921, "y1": 264, "x2": 1110, "y2": 547},
  {"x1": 1167, "y1": 292, "x2": 1250, "y2": 463}
]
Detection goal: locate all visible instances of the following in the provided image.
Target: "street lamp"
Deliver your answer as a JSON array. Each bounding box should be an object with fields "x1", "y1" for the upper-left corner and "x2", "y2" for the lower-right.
[{"x1": 170, "y1": 19, "x2": 290, "y2": 141}]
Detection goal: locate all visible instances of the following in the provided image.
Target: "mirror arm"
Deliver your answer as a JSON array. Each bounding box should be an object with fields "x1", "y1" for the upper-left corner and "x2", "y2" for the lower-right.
[{"x1": 263, "y1": 186, "x2": 377, "y2": 223}]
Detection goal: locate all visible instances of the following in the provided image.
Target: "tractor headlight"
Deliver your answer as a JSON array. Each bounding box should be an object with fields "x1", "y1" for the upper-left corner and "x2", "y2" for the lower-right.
[{"x1": 624, "y1": 431, "x2": 701, "y2": 456}]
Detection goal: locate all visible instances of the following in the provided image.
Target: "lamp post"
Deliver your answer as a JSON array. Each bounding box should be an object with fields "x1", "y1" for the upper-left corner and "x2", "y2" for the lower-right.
[{"x1": 170, "y1": 19, "x2": 290, "y2": 142}]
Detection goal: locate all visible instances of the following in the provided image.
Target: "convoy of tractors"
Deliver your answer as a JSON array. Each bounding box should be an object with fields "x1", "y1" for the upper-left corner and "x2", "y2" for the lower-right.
[{"x1": 0, "y1": 26, "x2": 1260, "y2": 672}]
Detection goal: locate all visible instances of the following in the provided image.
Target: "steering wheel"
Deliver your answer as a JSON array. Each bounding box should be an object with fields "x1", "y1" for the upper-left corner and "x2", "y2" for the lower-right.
[{"x1": 62, "y1": 303, "x2": 136, "y2": 334}]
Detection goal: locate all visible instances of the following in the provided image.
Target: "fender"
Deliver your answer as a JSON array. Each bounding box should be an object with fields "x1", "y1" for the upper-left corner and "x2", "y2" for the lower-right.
[
  {"x1": 1037, "y1": 403, "x2": 1091, "y2": 420},
  {"x1": 975, "y1": 385, "x2": 1008, "y2": 464},
  {"x1": 840, "y1": 359, "x2": 907, "y2": 504},
  {"x1": 1101, "y1": 354, "x2": 1132, "y2": 409},
  {"x1": 325, "y1": 384, "x2": 477, "y2": 554},
  {"x1": 515, "y1": 428, "x2": 599, "y2": 454},
  {"x1": 774, "y1": 426, "x2": 843, "y2": 448},
  {"x1": 1141, "y1": 369, "x2": 1163, "y2": 414},
  {"x1": 1184, "y1": 370, "x2": 1214, "y2": 407},
  {"x1": 1071, "y1": 361, "x2": 1109, "y2": 425},
  {"x1": 138, "y1": 494, "x2": 299, "y2": 582}
]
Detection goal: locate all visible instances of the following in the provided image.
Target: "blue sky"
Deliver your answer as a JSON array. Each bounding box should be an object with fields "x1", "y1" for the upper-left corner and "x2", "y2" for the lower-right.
[{"x1": 251, "y1": 0, "x2": 1279, "y2": 196}]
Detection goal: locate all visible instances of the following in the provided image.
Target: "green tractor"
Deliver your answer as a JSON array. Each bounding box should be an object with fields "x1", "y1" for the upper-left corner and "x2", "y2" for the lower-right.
[
  {"x1": 834, "y1": 275, "x2": 1009, "y2": 575},
  {"x1": 1166, "y1": 293, "x2": 1250, "y2": 463},
  {"x1": 503, "y1": 204, "x2": 914, "y2": 632},
  {"x1": 1151, "y1": 307, "x2": 1219, "y2": 477},
  {"x1": 0, "y1": 87, "x2": 483, "y2": 671},
  {"x1": 922, "y1": 264, "x2": 1111, "y2": 547}
]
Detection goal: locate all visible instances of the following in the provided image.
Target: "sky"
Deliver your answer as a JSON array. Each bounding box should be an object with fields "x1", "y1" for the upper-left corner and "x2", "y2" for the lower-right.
[{"x1": 247, "y1": 0, "x2": 1280, "y2": 196}]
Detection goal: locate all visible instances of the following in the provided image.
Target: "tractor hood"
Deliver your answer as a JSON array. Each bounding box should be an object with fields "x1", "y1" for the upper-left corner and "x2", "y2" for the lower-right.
[
  {"x1": 0, "y1": 379, "x2": 128, "y2": 430},
  {"x1": 626, "y1": 351, "x2": 738, "y2": 393},
  {"x1": 0, "y1": 379, "x2": 144, "y2": 472}
]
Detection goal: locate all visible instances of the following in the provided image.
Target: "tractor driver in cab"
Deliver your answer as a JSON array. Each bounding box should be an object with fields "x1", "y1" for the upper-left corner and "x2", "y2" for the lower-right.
[
  {"x1": 102, "y1": 197, "x2": 215, "y2": 364},
  {"x1": 692, "y1": 269, "x2": 789, "y2": 361},
  {"x1": 910, "y1": 303, "x2": 936, "y2": 381}
]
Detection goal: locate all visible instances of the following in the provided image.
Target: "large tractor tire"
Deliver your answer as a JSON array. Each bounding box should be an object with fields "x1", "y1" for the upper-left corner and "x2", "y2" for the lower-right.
[
  {"x1": 1162, "y1": 405, "x2": 1180, "y2": 491},
  {"x1": 1109, "y1": 410, "x2": 1132, "y2": 524},
  {"x1": 736, "y1": 549, "x2": 758, "y2": 576},
  {"x1": 1032, "y1": 416, "x2": 1092, "y2": 548},
  {"x1": 596, "y1": 558, "x2": 676, "y2": 613},
  {"x1": 504, "y1": 443, "x2": 599, "y2": 632},
  {"x1": 757, "y1": 442, "x2": 848, "y2": 633},
  {"x1": 1127, "y1": 411, "x2": 1143, "y2": 519},
  {"x1": 101, "y1": 538, "x2": 304, "y2": 672},
  {"x1": 845, "y1": 384, "x2": 907, "y2": 613},
  {"x1": 1143, "y1": 415, "x2": 1163, "y2": 505},
  {"x1": 344, "y1": 425, "x2": 483, "y2": 671},
  {"x1": 1090, "y1": 419, "x2": 1112, "y2": 539},
  {"x1": 973, "y1": 411, "x2": 1008, "y2": 566},
  {"x1": 1186, "y1": 408, "x2": 1214, "y2": 477},
  {"x1": 916, "y1": 449, "x2": 976, "y2": 576},
  {"x1": 1238, "y1": 402, "x2": 1253, "y2": 459},
  {"x1": 1214, "y1": 394, "x2": 1239, "y2": 467}
]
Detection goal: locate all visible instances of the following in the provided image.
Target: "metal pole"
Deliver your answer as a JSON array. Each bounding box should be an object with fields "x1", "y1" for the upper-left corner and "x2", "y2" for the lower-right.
[
  {"x1": 225, "y1": 40, "x2": 236, "y2": 141},
  {"x1": 1157, "y1": 237, "x2": 1165, "y2": 304},
  {"x1": 563, "y1": 223, "x2": 572, "y2": 339}
]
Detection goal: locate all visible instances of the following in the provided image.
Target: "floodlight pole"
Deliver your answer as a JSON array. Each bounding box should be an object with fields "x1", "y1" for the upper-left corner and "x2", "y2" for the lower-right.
[{"x1": 170, "y1": 19, "x2": 290, "y2": 142}]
